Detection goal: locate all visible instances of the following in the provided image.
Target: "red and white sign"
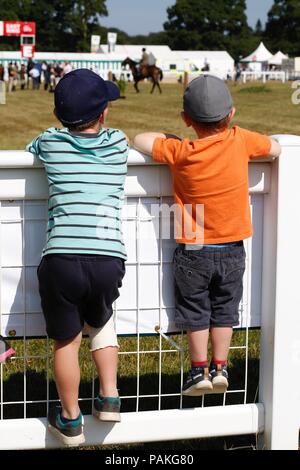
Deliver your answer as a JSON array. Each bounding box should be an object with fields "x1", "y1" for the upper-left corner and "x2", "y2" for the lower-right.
[
  {"x1": 21, "y1": 44, "x2": 35, "y2": 59},
  {"x1": 0, "y1": 21, "x2": 36, "y2": 36}
]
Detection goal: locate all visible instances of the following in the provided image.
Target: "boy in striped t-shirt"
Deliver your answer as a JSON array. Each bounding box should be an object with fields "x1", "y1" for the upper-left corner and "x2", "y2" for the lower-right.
[{"x1": 27, "y1": 69, "x2": 129, "y2": 447}]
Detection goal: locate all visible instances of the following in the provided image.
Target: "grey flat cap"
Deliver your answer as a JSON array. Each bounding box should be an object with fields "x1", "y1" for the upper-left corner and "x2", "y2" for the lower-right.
[{"x1": 183, "y1": 75, "x2": 233, "y2": 123}]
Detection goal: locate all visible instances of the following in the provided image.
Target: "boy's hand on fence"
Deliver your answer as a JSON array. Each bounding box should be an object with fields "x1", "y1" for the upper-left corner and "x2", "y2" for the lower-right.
[
  {"x1": 164, "y1": 133, "x2": 182, "y2": 140},
  {"x1": 269, "y1": 137, "x2": 281, "y2": 159}
]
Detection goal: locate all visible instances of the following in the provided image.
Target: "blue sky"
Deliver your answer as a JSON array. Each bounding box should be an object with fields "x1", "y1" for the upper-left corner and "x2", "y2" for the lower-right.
[{"x1": 100, "y1": 0, "x2": 274, "y2": 35}]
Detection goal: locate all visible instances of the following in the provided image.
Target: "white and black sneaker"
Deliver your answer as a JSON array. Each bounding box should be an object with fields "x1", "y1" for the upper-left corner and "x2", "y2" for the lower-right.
[
  {"x1": 182, "y1": 366, "x2": 213, "y2": 396},
  {"x1": 210, "y1": 363, "x2": 229, "y2": 394}
]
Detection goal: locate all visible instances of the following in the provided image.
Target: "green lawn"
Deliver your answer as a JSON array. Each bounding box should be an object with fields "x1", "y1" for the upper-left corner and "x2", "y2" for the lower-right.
[{"x1": 0, "y1": 80, "x2": 299, "y2": 150}]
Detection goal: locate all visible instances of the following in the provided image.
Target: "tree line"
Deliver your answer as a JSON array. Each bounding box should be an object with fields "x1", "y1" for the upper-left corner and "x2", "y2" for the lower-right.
[{"x1": 0, "y1": 0, "x2": 299, "y2": 59}]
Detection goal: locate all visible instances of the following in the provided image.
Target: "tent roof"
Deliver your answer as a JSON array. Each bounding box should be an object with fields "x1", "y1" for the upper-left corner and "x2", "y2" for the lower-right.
[
  {"x1": 241, "y1": 42, "x2": 273, "y2": 63},
  {"x1": 268, "y1": 50, "x2": 289, "y2": 65}
]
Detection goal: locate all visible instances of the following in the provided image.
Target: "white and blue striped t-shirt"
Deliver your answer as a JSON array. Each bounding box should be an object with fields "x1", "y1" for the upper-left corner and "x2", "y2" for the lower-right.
[{"x1": 27, "y1": 127, "x2": 129, "y2": 259}]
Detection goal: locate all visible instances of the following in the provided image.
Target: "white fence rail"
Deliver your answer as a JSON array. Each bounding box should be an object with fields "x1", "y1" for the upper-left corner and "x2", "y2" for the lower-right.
[
  {"x1": 0, "y1": 137, "x2": 299, "y2": 449},
  {"x1": 241, "y1": 71, "x2": 286, "y2": 84}
]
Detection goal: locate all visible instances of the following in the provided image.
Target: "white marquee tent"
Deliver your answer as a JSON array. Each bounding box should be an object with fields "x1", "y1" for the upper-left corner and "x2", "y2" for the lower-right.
[
  {"x1": 241, "y1": 41, "x2": 273, "y2": 71},
  {"x1": 100, "y1": 45, "x2": 234, "y2": 79},
  {"x1": 268, "y1": 50, "x2": 289, "y2": 66}
]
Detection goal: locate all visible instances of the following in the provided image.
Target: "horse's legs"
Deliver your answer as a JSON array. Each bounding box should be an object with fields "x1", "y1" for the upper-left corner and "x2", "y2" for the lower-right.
[
  {"x1": 150, "y1": 74, "x2": 162, "y2": 94},
  {"x1": 150, "y1": 80, "x2": 156, "y2": 94},
  {"x1": 151, "y1": 80, "x2": 162, "y2": 94},
  {"x1": 134, "y1": 81, "x2": 139, "y2": 93}
]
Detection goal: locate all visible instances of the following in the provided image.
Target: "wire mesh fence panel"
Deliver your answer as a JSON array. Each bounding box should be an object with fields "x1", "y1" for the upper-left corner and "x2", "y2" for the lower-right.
[{"x1": 0, "y1": 194, "x2": 263, "y2": 420}]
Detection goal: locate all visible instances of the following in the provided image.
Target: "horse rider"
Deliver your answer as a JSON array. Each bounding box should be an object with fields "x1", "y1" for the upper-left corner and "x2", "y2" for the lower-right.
[
  {"x1": 139, "y1": 48, "x2": 149, "y2": 76},
  {"x1": 140, "y1": 48, "x2": 149, "y2": 66}
]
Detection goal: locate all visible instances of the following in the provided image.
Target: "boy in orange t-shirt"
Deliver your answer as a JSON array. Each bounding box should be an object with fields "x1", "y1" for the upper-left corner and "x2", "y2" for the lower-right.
[{"x1": 133, "y1": 75, "x2": 281, "y2": 396}]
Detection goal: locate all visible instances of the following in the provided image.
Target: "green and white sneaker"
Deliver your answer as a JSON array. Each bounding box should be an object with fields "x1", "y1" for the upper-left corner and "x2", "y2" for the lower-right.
[
  {"x1": 93, "y1": 395, "x2": 121, "y2": 422},
  {"x1": 48, "y1": 407, "x2": 85, "y2": 447}
]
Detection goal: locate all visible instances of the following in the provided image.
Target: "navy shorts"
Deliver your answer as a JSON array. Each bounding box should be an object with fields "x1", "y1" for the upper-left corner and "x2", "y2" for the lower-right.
[
  {"x1": 37, "y1": 254, "x2": 125, "y2": 340},
  {"x1": 173, "y1": 243, "x2": 246, "y2": 331}
]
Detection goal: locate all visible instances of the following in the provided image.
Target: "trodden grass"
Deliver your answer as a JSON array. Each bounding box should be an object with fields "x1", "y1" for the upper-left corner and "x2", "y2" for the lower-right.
[{"x1": 0, "y1": 80, "x2": 299, "y2": 150}]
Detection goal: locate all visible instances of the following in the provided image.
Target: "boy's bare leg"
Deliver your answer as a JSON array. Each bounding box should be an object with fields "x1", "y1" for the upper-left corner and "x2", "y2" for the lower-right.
[
  {"x1": 92, "y1": 346, "x2": 119, "y2": 397},
  {"x1": 187, "y1": 329, "x2": 209, "y2": 362},
  {"x1": 53, "y1": 332, "x2": 82, "y2": 419},
  {"x1": 210, "y1": 327, "x2": 232, "y2": 361}
]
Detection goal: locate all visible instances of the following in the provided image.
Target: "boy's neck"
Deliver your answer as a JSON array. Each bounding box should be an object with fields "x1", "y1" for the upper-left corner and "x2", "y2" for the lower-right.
[
  {"x1": 193, "y1": 126, "x2": 229, "y2": 140},
  {"x1": 69, "y1": 123, "x2": 103, "y2": 134}
]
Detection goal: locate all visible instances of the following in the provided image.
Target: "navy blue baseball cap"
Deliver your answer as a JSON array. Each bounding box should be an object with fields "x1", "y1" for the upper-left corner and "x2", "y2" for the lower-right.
[{"x1": 54, "y1": 69, "x2": 120, "y2": 126}]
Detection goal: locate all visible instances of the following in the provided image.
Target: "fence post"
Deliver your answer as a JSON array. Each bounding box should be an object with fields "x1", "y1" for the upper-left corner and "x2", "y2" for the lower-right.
[
  {"x1": 183, "y1": 71, "x2": 189, "y2": 89},
  {"x1": 259, "y1": 136, "x2": 300, "y2": 449}
]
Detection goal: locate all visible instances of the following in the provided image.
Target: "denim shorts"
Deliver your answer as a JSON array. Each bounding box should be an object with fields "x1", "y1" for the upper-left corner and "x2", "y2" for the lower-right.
[
  {"x1": 173, "y1": 242, "x2": 246, "y2": 331},
  {"x1": 37, "y1": 254, "x2": 125, "y2": 340}
]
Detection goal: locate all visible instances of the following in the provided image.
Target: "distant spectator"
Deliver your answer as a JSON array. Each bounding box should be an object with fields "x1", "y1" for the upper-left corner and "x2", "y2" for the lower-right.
[
  {"x1": 54, "y1": 63, "x2": 63, "y2": 86},
  {"x1": 43, "y1": 62, "x2": 51, "y2": 91},
  {"x1": 49, "y1": 64, "x2": 56, "y2": 93},
  {"x1": 63, "y1": 61, "x2": 72, "y2": 75},
  {"x1": 27, "y1": 59, "x2": 34, "y2": 89},
  {"x1": 29, "y1": 65, "x2": 41, "y2": 90},
  {"x1": 201, "y1": 59, "x2": 210, "y2": 72},
  {"x1": 235, "y1": 63, "x2": 242, "y2": 84},
  {"x1": 35, "y1": 62, "x2": 43, "y2": 86},
  {"x1": 20, "y1": 63, "x2": 27, "y2": 90},
  {"x1": 13, "y1": 62, "x2": 19, "y2": 90},
  {"x1": 0, "y1": 63, "x2": 4, "y2": 81},
  {"x1": 8, "y1": 62, "x2": 17, "y2": 92}
]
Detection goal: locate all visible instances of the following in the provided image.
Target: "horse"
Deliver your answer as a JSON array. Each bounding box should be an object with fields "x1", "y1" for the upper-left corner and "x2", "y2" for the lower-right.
[{"x1": 121, "y1": 57, "x2": 163, "y2": 94}]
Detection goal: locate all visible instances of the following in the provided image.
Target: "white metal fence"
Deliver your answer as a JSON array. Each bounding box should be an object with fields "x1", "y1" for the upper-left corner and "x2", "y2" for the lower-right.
[
  {"x1": 0, "y1": 137, "x2": 299, "y2": 449},
  {"x1": 241, "y1": 71, "x2": 286, "y2": 84}
]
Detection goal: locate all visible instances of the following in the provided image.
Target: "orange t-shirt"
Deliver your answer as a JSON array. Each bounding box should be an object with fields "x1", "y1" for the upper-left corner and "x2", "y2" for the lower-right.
[{"x1": 153, "y1": 126, "x2": 271, "y2": 244}]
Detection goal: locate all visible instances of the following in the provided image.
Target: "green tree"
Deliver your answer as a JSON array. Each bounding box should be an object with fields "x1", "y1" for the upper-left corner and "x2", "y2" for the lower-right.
[
  {"x1": 255, "y1": 19, "x2": 263, "y2": 35},
  {"x1": 265, "y1": 0, "x2": 300, "y2": 56},
  {"x1": 0, "y1": 0, "x2": 108, "y2": 52},
  {"x1": 66, "y1": 0, "x2": 108, "y2": 51},
  {"x1": 163, "y1": 0, "x2": 253, "y2": 60}
]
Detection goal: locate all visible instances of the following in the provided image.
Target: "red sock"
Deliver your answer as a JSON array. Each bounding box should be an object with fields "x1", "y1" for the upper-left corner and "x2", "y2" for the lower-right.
[{"x1": 191, "y1": 360, "x2": 208, "y2": 368}]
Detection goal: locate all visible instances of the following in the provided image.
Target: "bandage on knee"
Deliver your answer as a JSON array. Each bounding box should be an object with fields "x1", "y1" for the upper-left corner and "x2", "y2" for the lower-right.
[{"x1": 86, "y1": 316, "x2": 119, "y2": 351}]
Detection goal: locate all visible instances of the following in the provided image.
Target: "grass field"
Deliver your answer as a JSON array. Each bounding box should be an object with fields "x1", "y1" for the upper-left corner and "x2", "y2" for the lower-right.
[
  {"x1": 0, "y1": 80, "x2": 299, "y2": 150},
  {"x1": 0, "y1": 80, "x2": 295, "y2": 450}
]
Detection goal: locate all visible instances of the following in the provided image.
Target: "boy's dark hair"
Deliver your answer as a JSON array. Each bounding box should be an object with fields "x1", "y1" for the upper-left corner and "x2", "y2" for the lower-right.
[{"x1": 63, "y1": 116, "x2": 100, "y2": 132}]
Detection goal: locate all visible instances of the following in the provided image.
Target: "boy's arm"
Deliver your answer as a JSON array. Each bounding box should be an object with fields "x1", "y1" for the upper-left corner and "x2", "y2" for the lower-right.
[
  {"x1": 26, "y1": 134, "x2": 42, "y2": 155},
  {"x1": 243, "y1": 129, "x2": 282, "y2": 161},
  {"x1": 133, "y1": 132, "x2": 167, "y2": 156},
  {"x1": 133, "y1": 132, "x2": 181, "y2": 156}
]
